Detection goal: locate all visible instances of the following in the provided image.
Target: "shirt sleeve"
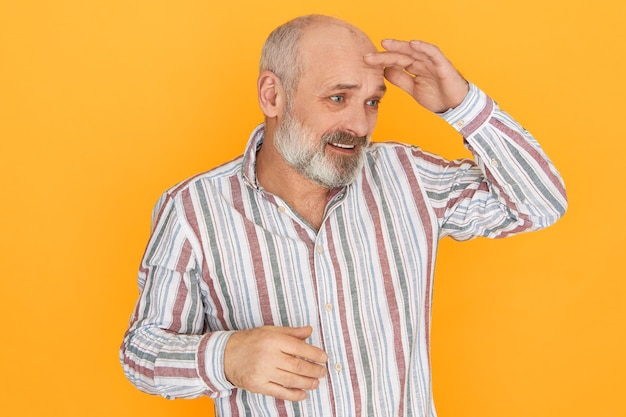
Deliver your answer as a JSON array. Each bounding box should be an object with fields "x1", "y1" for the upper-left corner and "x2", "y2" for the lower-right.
[
  {"x1": 119, "y1": 192, "x2": 236, "y2": 399},
  {"x1": 430, "y1": 82, "x2": 567, "y2": 240}
]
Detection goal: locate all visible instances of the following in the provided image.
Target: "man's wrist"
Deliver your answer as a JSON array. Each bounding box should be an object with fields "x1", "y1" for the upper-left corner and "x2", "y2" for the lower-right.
[{"x1": 438, "y1": 82, "x2": 491, "y2": 134}]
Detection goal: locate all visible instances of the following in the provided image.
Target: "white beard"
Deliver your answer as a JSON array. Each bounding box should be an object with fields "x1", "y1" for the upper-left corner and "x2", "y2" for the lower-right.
[{"x1": 273, "y1": 113, "x2": 368, "y2": 188}]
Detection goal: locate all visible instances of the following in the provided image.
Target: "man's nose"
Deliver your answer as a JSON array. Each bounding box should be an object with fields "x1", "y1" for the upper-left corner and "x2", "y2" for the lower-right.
[{"x1": 343, "y1": 104, "x2": 374, "y2": 138}]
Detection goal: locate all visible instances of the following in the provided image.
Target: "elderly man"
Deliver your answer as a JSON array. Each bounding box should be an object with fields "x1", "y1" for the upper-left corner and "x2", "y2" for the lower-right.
[{"x1": 121, "y1": 14, "x2": 567, "y2": 416}]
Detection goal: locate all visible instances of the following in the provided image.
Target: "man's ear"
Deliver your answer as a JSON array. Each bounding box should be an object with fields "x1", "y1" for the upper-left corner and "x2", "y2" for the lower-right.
[{"x1": 258, "y1": 70, "x2": 286, "y2": 118}]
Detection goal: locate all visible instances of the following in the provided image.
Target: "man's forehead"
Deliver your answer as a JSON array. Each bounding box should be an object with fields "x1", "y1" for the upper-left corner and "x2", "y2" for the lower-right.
[
  {"x1": 308, "y1": 51, "x2": 386, "y2": 91},
  {"x1": 301, "y1": 17, "x2": 370, "y2": 40},
  {"x1": 305, "y1": 57, "x2": 386, "y2": 96},
  {"x1": 298, "y1": 24, "x2": 380, "y2": 78},
  {"x1": 299, "y1": 21, "x2": 377, "y2": 57}
]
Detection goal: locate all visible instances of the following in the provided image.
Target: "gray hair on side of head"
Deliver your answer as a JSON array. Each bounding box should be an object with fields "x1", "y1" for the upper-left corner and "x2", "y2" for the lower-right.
[
  {"x1": 260, "y1": 15, "x2": 362, "y2": 98},
  {"x1": 259, "y1": 15, "x2": 320, "y2": 98}
]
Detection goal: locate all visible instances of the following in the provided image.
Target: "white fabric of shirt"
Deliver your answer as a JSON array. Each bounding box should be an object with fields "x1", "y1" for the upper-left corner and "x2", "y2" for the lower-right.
[{"x1": 120, "y1": 83, "x2": 567, "y2": 416}]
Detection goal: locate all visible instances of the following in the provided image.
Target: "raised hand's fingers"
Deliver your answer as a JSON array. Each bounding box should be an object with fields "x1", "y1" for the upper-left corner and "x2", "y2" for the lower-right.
[
  {"x1": 364, "y1": 38, "x2": 468, "y2": 112},
  {"x1": 365, "y1": 50, "x2": 412, "y2": 68},
  {"x1": 383, "y1": 66, "x2": 417, "y2": 95},
  {"x1": 382, "y1": 39, "x2": 445, "y2": 62},
  {"x1": 364, "y1": 39, "x2": 436, "y2": 64},
  {"x1": 365, "y1": 39, "x2": 457, "y2": 76},
  {"x1": 364, "y1": 51, "x2": 437, "y2": 81}
]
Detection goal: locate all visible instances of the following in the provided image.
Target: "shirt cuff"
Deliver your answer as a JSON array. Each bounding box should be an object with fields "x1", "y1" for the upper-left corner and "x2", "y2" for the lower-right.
[
  {"x1": 197, "y1": 330, "x2": 237, "y2": 397},
  {"x1": 438, "y1": 82, "x2": 494, "y2": 136}
]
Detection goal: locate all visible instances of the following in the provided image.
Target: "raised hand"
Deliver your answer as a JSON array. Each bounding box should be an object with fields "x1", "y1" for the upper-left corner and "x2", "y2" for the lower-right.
[
  {"x1": 364, "y1": 39, "x2": 469, "y2": 113},
  {"x1": 224, "y1": 326, "x2": 328, "y2": 401}
]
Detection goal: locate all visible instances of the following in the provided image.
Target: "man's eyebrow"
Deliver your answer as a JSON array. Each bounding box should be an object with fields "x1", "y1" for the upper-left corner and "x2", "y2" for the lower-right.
[
  {"x1": 331, "y1": 83, "x2": 387, "y2": 93},
  {"x1": 331, "y1": 83, "x2": 359, "y2": 90}
]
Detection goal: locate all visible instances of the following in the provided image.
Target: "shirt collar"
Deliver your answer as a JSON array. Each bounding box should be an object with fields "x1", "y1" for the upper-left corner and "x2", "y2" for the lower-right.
[{"x1": 241, "y1": 123, "x2": 266, "y2": 191}]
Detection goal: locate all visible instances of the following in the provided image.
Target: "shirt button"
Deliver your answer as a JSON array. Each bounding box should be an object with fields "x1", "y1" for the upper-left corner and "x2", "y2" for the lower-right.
[
  {"x1": 325, "y1": 303, "x2": 333, "y2": 312},
  {"x1": 334, "y1": 363, "x2": 342, "y2": 372},
  {"x1": 317, "y1": 245, "x2": 324, "y2": 254},
  {"x1": 455, "y1": 120, "x2": 466, "y2": 128},
  {"x1": 278, "y1": 206, "x2": 286, "y2": 213},
  {"x1": 490, "y1": 159, "x2": 499, "y2": 168}
]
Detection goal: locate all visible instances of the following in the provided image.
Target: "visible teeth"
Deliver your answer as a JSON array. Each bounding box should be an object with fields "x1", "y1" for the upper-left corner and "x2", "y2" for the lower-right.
[{"x1": 331, "y1": 143, "x2": 355, "y2": 149}]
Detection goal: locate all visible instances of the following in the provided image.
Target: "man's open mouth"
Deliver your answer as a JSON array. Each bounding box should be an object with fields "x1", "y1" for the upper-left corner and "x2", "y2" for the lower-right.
[{"x1": 330, "y1": 142, "x2": 356, "y2": 150}]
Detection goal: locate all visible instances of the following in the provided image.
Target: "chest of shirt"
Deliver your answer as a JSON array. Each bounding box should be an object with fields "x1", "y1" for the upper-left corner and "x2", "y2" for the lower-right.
[{"x1": 187, "y1": 174, "x2": 439, "y2": 333}]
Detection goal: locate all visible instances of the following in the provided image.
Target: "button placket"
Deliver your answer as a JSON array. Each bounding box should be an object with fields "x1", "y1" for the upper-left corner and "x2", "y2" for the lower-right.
[{"x1": 313, "y1": 233, "x2": 343, "y2": 384}]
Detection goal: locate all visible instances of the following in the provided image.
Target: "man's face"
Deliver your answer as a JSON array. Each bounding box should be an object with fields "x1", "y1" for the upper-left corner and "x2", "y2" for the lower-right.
[{"x1": 274, "y1": 23, "x2": 386, "y2": 188}]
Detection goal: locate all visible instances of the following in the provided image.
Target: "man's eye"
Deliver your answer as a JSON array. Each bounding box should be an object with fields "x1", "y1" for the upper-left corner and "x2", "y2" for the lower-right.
[
  {"x1": 366, "y1": 99, "x2": 380, "y2": 107},
  {"x1": 329, "y1": 95, "x2": 344, "y2": 103}
]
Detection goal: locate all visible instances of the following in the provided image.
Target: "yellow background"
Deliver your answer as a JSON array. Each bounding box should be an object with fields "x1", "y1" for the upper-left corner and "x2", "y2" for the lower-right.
[{"x1": 1, "y1": 0, "x2": 624, "y2": 416}]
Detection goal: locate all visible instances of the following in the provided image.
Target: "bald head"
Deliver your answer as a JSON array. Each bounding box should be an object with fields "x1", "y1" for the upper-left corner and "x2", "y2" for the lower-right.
[{"x1": 259, "y1": 15, "x2": 375, "y2": 98}]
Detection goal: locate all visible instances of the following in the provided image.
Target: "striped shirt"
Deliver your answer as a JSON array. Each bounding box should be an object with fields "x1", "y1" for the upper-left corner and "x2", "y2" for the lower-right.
[{"x1": 120, "y1": 83, "x2": 567, "y2": 416}]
